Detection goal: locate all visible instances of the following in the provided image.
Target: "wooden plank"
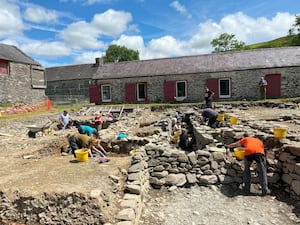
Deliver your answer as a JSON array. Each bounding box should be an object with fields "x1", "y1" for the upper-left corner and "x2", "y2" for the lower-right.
[
  {"x1": 118, "y1": 105, "x2": 125, "y2": 120},
  {"x1": 0, "y1": 133, "x2": 13, "y2": 137}
]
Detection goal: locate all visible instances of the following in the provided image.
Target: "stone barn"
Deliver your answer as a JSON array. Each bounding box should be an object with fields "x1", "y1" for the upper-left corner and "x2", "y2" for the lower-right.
[
  {"x1": 0, "y1": 44, "x2": 46, "y2": 104},
  {"x1": 45, "y1": 47, "x2": 300, "y2": 104},
  {"x1": 45, "y1": 63, "x2": 97, "y2": 103}
]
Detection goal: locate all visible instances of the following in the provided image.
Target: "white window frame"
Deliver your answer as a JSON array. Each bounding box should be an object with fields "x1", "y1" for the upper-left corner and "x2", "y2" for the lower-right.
[
  {"x1": 137, "y1": 82, "x2": 146, "y2": 101},
  {"x1": 101, "y1": 84, "x2": 112, "y2": 102},
  {"x1": 219, "y1": 78, "x2": 231, "y2": 98},
  {"x1": 176, "y1": 80, "x2": 187, "y2": 98}
]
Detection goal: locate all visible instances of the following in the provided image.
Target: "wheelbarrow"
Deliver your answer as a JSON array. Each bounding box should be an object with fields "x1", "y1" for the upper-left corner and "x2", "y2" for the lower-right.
[{"x1": 27, "y1": 121, "x2": 53, "y2": 138}]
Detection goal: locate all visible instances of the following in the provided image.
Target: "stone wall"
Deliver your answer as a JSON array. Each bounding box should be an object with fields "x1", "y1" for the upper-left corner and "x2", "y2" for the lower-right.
[
  {"x1": 45, "y1": 79, "x2": 90, "y2": 103},
  {"x1": 97, "y1": 66, "x2": 300, "y2": 104},
  {"x1": 46, "y1": 65, "x2": 300, "y2": 104},
  {"x1": 0, "y1": 191, "x2": 105, "y2": 225},
  {"x1": 114, "y1": 104, "x2": 300, "y2": 224},
  {"x1": 280, "y1": 145, "x2": 300, "y2": 196},
  {"x1": 0, "y1": 62, "x2": 45, "y2": 104}
]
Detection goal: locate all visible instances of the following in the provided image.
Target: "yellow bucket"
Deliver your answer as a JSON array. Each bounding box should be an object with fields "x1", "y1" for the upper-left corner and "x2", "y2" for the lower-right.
[
  {"x1": 217, "y1": 114, "x2": 225, "y2": 121},
  {"x1": 234, "y1": 147, "x2": 245, "y2": 160},
  {"x1": 229, "y1": 117, "x2": 238, "y2": 125},
  {"x1": 174, "y1": 131, "x2": 181, "y2": 137},
  {"x1": 172, "y1": 131, "x2": 181, "y2": 143},
  {"x1": 75, "y1": 149, "x2": 89, "y2": 162},
  {"x1": 273, "y1": 128, "x2": 287, "y2": 138}
]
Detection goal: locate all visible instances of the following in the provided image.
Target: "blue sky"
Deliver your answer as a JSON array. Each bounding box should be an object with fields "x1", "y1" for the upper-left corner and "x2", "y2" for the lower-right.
[{"x1": 0, "y1": 0, "x2": 299, "y2": 68}]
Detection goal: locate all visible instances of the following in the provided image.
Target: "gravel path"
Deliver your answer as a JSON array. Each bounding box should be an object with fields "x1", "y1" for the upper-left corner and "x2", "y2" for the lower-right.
[{"x1": 140, "y1": 185, "x2": 300, "y2": 225}]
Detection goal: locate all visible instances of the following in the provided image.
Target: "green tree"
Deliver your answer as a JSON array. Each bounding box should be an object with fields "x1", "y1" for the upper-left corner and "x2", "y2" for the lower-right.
[
  {"x1": 288, "y1": 14, "x2": 300, "y2": 45},
  {"x1": 103, "y1": 44, "x2": 139, "y2": 63},
  {"x1": 288, "y1": 14, "x2": 300, "y2": 35},
  {"x1": 210, "y1": 33, "x2": 245, "y2": 53}
]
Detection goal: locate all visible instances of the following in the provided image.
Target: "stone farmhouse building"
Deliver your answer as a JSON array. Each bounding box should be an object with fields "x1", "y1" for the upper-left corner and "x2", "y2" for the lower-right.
[
  {"x1": 0, "y1": 44, "x2": 46, "y2": 104},
  {"x1": 45, "y1": 47, "x2": 300, "y2": 104}
]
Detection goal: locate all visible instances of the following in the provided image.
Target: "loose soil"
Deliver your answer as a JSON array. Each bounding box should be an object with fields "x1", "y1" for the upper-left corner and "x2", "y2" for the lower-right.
[
  {"x1": 0, "y1": 111, "x2": 133, "y2": 223},
  {"x1": 0, "y1": 103, "x2": 300, "y2": 225}
]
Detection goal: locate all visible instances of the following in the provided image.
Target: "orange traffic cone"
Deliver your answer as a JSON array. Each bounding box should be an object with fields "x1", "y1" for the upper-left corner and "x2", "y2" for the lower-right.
[{"x1": 46, "y1": 97, "x2": 52, "y2": 110}]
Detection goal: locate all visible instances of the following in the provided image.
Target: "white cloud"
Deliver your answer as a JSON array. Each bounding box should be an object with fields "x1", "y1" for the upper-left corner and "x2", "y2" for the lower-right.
[
  {"x1": 142, "y1": 36, "x2": 187, "y2": 59},
  {"x1": 170, "y1": 1, "x2": 192, "y2": 19},
  {"x1": 24, "y1": 6, "x2": 59, "y2": 23},
  {"x1": 0, "y1": 0, "x2": 297, "y2": 67},
  {"x1": 21, "y1": 41, "x2": 71, "y2": 58},
  {"x1": 170, "y1": 1, "x2": 186, "y2": 14},
  {"x1": 85, "y1": 0, "x2": 109, "y2": 4},
  {"x1": 0, "y1": 39, "x2": 19, "y2": 47},
  {"x1": 60, "y1": 21, "x2": 105, "y2": 49},
  {"x1": 189, "y1": 12, "x2": 295, "y2": 52},
  {"x1": 0, "y1": 0, "x2": 25, "y2": 36},
  {"x1": 112, "y1": 34, "x2": 144, "y2": 52},
  {"x1": 91, "y1": 9, "x2": 132, "y2": 36},
  {"x1": 59, "y1": 0, "x2": 108, "y2": 4},
  {"x1": 59, "y1": 9, "x2": 132, "y2": 50},
  {"x1": 73, "y1": 50, "x2": 105, "y2": 64},
  {"x1": 213, "y1": 12, "x2": 295, "y2": 44}
]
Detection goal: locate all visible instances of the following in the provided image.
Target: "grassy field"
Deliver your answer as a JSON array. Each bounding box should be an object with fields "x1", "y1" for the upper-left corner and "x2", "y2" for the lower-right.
[{"x1": 246, "y1": 35, "x2": 300, "y2": 49}]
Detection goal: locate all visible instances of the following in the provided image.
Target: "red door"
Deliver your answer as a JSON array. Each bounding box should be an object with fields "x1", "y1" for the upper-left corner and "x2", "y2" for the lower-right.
[
  {"x1": 265, "y1": 74, "x2": 281, "y2": 98},
  {"x1": 0, "y1": 59, "x2": 8, "y2": 74},
  {"x1": 125, "y1": 83, "x2": 136, "y2": 103},
  {"x1": 206, "y1": 79, "x2": 219, "y2": 99},
  {"x1": 89, "y1": 85, "x2": 101, "y2": 104},
  {"x1": 164, "y1": 81, "x2": 176, "y2": 101}
]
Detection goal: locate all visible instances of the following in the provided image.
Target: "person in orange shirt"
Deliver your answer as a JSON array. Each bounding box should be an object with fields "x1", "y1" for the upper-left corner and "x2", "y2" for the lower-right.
[{"x1": 227, "y1": 134, "x2": 270, "y2": 196}]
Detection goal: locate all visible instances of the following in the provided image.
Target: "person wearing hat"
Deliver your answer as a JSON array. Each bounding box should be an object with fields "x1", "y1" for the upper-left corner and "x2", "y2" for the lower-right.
[{"x1": 58, "y1": 110, "x2": 72, "y2": 129}]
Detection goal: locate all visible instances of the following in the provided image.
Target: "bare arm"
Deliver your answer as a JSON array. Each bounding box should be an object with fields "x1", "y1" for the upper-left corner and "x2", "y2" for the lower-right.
[
  {"x1": 90, "y1": 145, "x2": 105, "y2": 157},
  {"x1": 96, "y1": 143, "x2": 107, "y2": 155},
  {"x1": 226, "y1": 141, "x2": 241, "y2": 148}
]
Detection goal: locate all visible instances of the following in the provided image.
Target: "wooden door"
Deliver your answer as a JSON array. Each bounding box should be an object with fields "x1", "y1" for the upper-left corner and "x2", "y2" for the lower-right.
[
  {"x1": 265, "y1": 74, "x2": 281, "y2": 98},
  {"x1": 89, "y1": 85, "x2": 101, "y2": 104}
]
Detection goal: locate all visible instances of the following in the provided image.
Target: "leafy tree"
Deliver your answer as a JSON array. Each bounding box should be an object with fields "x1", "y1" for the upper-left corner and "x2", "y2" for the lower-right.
[
  {"x1": 288, "y1": 14, "x2": 300, "y2": 35},
  {"x1": 210, "y1": 33, "x2": 245, "y2": 53},
  {"x1": 103, "y1": 44, "x2": 139, "y2": 63},
  {"x1": 288, "y1": 14, "x2": 300, "y2": 45}
]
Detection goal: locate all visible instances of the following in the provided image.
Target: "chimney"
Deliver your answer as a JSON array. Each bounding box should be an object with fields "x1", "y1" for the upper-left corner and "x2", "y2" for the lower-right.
[{"x1": 95, "y1": 57, "x2": 104, "y2": 66}]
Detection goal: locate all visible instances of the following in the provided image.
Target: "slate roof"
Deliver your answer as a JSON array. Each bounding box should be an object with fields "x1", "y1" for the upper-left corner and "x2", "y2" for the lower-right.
[
  {"x1": 45, "y1": 64, "x2": 98, "y2": 81},
  {"x1": 45, "y1": 47, "x2": 300, "y2": 82},
  {"x1": 0, "y1": 43, "x2": 41, "y2": 66},
  {"x1": 92, "y1": 47, "x2": 300, "y2": 79}
]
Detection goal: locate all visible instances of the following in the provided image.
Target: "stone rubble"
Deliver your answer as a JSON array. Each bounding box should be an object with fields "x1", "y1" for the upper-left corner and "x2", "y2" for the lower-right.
[
  {"x1": 113, "y1": 102, "x2": 300, "y2": 225},
  {"x1": 0, "y1": 101, "x2": 300, "y2": 225}
]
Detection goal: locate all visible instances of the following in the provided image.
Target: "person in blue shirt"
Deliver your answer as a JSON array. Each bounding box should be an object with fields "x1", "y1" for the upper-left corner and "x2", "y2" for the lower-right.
[{"x1": 78, "y1": 124, "x2": 98, "y2": 137}]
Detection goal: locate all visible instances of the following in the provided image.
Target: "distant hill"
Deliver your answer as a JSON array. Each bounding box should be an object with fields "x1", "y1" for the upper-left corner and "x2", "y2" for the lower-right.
[{"x1": 246, "y1": 35, "x2": 300, "y2": 49}]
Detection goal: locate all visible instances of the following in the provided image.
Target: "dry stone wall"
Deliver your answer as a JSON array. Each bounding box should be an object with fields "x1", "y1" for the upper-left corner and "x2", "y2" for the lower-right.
[
  {"x1": 0, "y1": 191, "x2": 105, "y2": 225},
  {"x1": 116, "y1": 103, "x2": 300, "y2": 224}
]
